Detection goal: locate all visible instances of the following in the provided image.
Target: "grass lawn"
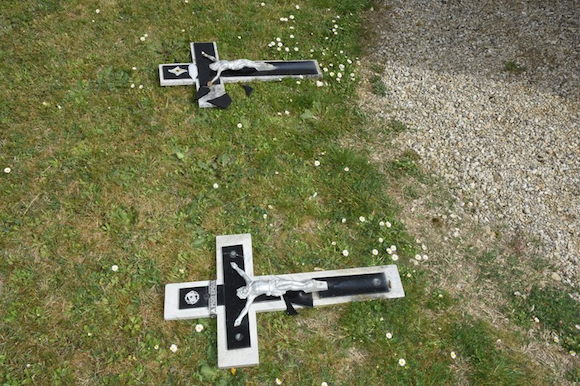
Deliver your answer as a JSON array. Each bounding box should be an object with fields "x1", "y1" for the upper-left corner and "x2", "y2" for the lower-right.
[{"x1": 0, "y1": 0, "x2": 574, "y2": 384}]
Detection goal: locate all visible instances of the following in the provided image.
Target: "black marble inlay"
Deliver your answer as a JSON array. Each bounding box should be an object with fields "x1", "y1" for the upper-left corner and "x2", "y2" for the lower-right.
[
  {"x1": 192, "y1": 42, "x2": 221, "y2": 87},
  {"x1": 317, "y1": 273, "x2": 389, "y2": 298},
  {"x1": 208, "y1": 93, "x2": 232, "y2": 109},
  {"x1": 222, "y1": 245, "x2": 251, "y2": 350},
  {"x1": 161, "y1": 65, "x2": 192, "y2": 80},
  {"x1": 221, "y1": 61, "x2": 320, "y2": 78}
]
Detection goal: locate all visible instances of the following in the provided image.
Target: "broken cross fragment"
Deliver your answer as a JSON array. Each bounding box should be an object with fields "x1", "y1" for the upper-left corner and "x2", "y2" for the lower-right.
[{"x1": 158, "y1": 42, "x2": 322, "y2": 109}]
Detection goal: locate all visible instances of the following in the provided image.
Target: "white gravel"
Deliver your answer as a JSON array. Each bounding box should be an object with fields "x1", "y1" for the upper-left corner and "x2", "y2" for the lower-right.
[{"x1": 363, "y1": 0, "x2": 580, "y2": 287}]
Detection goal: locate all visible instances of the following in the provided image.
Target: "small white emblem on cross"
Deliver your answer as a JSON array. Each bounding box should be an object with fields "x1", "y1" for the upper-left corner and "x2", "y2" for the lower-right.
[
  {"x1": 168, "y1": 66, "x2": 188, "y2": 76},
  {"x1": 184, "y1": 290, "x2": 200, "y2": 305}
]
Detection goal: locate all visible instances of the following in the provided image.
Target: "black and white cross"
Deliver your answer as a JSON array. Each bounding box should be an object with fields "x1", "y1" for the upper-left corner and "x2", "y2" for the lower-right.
[
  {"x1": 164, "y1": 234, "x2": 405, "y2": 368},
  {"x1": 158, "y1": 42, "x2": 322, "y2": 109}
]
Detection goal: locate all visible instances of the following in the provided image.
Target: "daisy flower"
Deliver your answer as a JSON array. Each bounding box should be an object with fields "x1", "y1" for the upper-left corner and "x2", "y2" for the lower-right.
[
  {"x1": 386, "y1": 332, "x2": 393, "y2": 339},
  {"x1": 195, "y1": 324, "x2": 204, "y2": 332},
  {"x1": 170, "y1": 344, "x2": 178, "y2": 353},
  {"x1": 398, "y1": 358, "x2": 406, "y2": 366},
  {"x1": 342, "y1": 250, "x2": 349, "y2": 256},
  {"x1": 450, "y1": 351, "x2": 457, "y2": 359},
  {"x1": 111, "y1": 265, "x2": 119, "y2": 272}
]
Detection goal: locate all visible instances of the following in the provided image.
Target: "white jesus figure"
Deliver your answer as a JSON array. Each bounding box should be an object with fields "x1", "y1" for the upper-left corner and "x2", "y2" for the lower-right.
[
  {"x1": 201, "y1": 51, "x2": 276, "y2": 86},
  {"x1": 229, "y1": 262, "x2": 328, "y2": 327}
]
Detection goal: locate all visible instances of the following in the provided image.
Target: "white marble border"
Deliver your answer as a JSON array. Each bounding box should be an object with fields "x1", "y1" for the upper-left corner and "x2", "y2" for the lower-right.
[{"x1": 215, "y1": 233, "x2": 259, "y2": 368}]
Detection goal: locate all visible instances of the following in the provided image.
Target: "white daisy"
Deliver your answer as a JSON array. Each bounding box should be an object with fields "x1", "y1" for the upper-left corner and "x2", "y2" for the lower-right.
[
  {"x1": 111, "y1": 265, "x2": 119, "y2": 272},
  {"x1": 344, "y1": 167, "x2": 349, "y2": 172},
  {"x1": 398, "y1": 358, "x2": 406, "y2": 366},
  {"x1": 359, "y1": 216, "x2": 365, "y2": 222},
  {"x1": 170, "y1": 344, "x2": 178, "y2": 353},
  {"x1": 391, "y1": 254, "x2": 399, "y2": 261},
  {"x1": 237, "y1": 123, "x2": 243, "y2": 128},
  {"x1": 276, "y1": 378, "x2": 282, "y2": 385},
  {"x1": 314, "y1": 160, "x2": 321, "y2": 166},
  {"x1": 386, "y1": 332, "x2": 393, "y2": 339},
  {"x1": 390, "y1": 245, "x2": 397, "y2": 251},
  {"x1": 450, "y1": 351, "x2": 457, "y2": 359},
  {"x1": 4, "y1": 167, "x2": 11, "y2": 173},
  {"x1": 341, "y1": 218, "x2": 346, "y2": 223},
  {"x1": 213, "y1": 183, "x2": 219, "y2": 189},
  {"x1": 195, "y1": 324, "x2": 204, "y2": 332},
  {"x1": 372, "y1": 249, "x2": 378, "y2": 255},
  {"x1": 342, "y1": 250, "x2": 349, "y2": 256}
]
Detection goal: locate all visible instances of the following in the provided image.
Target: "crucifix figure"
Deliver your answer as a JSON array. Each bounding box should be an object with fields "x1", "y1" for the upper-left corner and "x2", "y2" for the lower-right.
[
  {"x1": 200, "y1": 51, "x2": 276, "y2": 86},
  {"x1": 159, "y1": 42, "x2": 322, "y2": 109},
  {"x1": 164, "y1": 234, "x2": 405, "y2": 368},
  {"x1": 230, "y1": 262, "x2": 328, "y2": 326}
]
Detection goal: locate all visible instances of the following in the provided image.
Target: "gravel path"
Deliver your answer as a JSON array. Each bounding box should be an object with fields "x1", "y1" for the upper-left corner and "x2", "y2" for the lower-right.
[{"x1": 362, "y1": 0, "x2": 580, "y2": 287}]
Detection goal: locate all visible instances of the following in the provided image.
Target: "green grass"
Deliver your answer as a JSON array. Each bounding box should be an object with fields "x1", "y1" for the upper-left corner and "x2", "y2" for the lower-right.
[
  {"x1": 0, "y1": 0, "x2": 566, "y2": 384},
  {"x1": 503, "y1": 60, "x2": 526, "y2": 74}
]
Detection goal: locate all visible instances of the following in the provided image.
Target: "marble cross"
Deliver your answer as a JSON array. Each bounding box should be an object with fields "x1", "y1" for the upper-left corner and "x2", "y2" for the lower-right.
[
  {"x1": 158, "y1": 42, "x2": 322, "y2": 109},
  {"x1": 164, "y1": 234, "x2": 405, "y2": 368}
]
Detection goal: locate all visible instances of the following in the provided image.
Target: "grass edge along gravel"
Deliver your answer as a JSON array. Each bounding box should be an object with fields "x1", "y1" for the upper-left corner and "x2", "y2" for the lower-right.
[{"x1": 0, "y1": 0, "x2": 568, "y2": 384}]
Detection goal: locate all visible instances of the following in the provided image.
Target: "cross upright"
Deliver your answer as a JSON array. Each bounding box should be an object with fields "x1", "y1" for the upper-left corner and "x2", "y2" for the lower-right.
[
  {"x1": 164, "y1": 234, "x2": 405, "y2": 368},
  {"x1": 159, "y1": 42, "x2": 323, "y2": 109}
]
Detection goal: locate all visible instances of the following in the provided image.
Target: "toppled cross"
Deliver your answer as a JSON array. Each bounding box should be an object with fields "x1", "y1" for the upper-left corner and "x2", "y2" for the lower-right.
[
  {"x1": 159, "y1": 42, "x2": 322, "y2": 109},
  {"x1": 164, "y1": 234, "x2": 405, "y2": 368}
]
